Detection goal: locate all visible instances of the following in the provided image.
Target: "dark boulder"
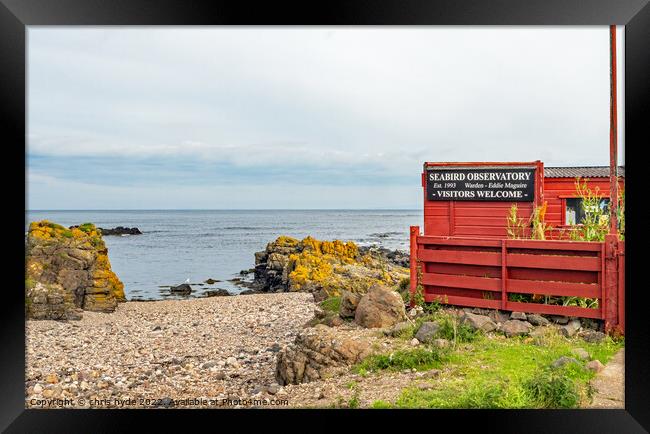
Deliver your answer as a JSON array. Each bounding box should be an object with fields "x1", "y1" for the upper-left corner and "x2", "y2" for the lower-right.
[
  {"x1": 358, "y1": 245, "x2": 410, "y2": 268},
  {"x1": 526, "y1": 314, "x2": 550, "y2": 326},
  {"x1": 170, "y1": 283, "x2": 192, "y2": 295},
  {"x1": 549, "y1": 315, "x2": 570, "y2": 325},
  {"x1": 204, "y1": 289, "x2": 231, "y2": 297},
  {"x1": 559, "y1": 319, "x2": 582, "y2": 337},
  {"x1": 551, "y1": 356, "x2": 580, "y2": 369},
  {"x1": 339, "y1": 291, "x2": 363, "y2": 318},
  {"x1": 415, "y1": 321, "x2": 441, "y2": 343},
  {"x1": 510, "y1": 312, "x2": 527, "y2": 321},
  {"x1": 97, "y1": 226, "x2": 142, "y2": 236},
  {"x1": 501, "y1": 320, "x2": 533, "y2": 337},
  {"x1": 460, "y1": 312, "x2": 497, "y2": 332},
  {"x1": 580, "y1": 330, "x2": 606, "y2": 343}
]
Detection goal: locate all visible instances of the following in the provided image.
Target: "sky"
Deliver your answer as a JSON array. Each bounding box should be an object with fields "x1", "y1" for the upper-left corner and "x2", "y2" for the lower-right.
[{"x1": 27, "y1": 26, "x2": 625, "y2": 210}]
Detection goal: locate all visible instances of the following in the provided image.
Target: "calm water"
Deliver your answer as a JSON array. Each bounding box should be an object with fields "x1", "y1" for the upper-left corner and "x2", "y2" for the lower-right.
[{"x1": 26, "y1": 210, "x2": 422, "y2": 300}]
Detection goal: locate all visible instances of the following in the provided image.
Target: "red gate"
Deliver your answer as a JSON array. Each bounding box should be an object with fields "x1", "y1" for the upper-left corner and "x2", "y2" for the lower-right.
[{"x1": 409, "y1": 226, "x2": 625, "y2": 333}]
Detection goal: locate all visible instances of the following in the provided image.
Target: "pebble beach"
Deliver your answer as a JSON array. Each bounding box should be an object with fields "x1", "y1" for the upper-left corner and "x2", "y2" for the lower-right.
[{"x1": 25, "y1": 293, "x2": 315, "y2": 408}]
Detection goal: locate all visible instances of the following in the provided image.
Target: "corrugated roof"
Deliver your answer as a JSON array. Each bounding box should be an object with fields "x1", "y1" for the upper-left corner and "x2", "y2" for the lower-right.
[{"x1": 544, "y1": 166, "x2": 625, "y2": 178}]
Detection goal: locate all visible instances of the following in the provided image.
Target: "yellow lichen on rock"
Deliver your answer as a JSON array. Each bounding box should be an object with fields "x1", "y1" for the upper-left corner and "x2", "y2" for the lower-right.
[
  {"x1": 288, "y1": 252, "x2": 334, "y2": 292},
  {"x1": 25, "y1": 220, "x2": 126, "y2": 319},
  {"x1": 256, "y1": 235, "x2": 409, "y2": 299},
  {"x1": 106, "y1": 268, "x2": 126, "y2": 301},
  {"x1": 298, "y1": 236, "x2": 359, "y2": 262},
  {"x1": 274, "y1": 236, "x2": 300, "y2": 249}
]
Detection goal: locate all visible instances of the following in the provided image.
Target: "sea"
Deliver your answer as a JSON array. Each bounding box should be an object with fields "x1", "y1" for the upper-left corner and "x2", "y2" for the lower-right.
[{"x1": 25, "y1": 210, "x2": 422, "y2": 301}]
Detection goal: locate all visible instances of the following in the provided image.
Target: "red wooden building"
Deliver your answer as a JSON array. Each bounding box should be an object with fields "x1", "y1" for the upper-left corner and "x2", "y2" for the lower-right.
[{"x1": 421, "y1": 161, "x2": 625, "y2": 239}]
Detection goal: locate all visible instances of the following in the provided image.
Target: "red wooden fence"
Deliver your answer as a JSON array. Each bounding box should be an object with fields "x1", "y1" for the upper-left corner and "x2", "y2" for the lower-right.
[{"x1": 409, "y1": 226, "x2": 625, "y2": 334}]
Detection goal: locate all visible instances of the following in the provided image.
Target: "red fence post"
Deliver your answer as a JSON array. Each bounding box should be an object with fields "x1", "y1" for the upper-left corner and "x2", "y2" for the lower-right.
[
  {"x1": 501, "y1": 239, "x2": 507, "y2": 310},
  {"x1": 618, "y1": 240, "x2": 625, "y2": 334},
  {"x1": 604, "y1": 234, "x2": 619, "y2": 332},
  {"x1": 409, "y1": 226, "x2": 420, "y2": 308},
  {"x1": 600, "y1": 241, "x2": 606, "y2": 321}
]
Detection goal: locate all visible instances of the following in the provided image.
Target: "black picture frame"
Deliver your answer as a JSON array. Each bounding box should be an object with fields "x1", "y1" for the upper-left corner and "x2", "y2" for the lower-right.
[{"x1": 2, "y1": 0, "x2": 649, "y2": 431}]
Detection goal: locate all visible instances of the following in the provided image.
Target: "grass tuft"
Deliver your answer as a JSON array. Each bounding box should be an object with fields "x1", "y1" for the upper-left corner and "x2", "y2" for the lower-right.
[
  {"x1": 354, "y1": 347, "x2": 447, "y2": 373},
  {"x1": 524, "y1": 366, "x2": 583, "y2": 408},
  {"x1": 370, "y1": 400, "x2": 393, "y2": 409},
  {"x1": 319, "y1": 296, "x2": 341, "y2": 313}
]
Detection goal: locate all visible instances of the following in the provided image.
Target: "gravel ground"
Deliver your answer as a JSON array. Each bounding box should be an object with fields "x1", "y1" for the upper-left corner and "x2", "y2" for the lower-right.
[
  {"x1": 278, "y1": 367, "x2": 443, "y2": 408},
  {"x1": 25, "y1": 292, "x2": 315, "y2": 409},
  {"x1": 25, "y1": 291, "x2": 436, "y2": 409}
]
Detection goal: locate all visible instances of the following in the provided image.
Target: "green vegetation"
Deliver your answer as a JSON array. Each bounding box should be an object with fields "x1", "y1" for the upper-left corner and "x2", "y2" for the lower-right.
[
  {"x1": 353, "y1": 347, "x2": 447, "y2": 374},
  {"x1": 506, "y1": 202, "x2": 548, "y2": 240},
  {"x1": 617, "y1": 184, "x2": 625, "y2": 239},
  {"x1": 424, "y1": 296, "x2": 444, "y2": 315},
  {"x1": 410, "y1": 263, "x2": 447, "y2": 313},
  {"x1": 524, "y1": 365, "x2": 583, "y2": 408},
  {"x1": 412, "y1": 262, "x2": 425, "y2": 308},
  {"x1": 436, "y1": 313, "x2": 479, "y2": 344},
  {"x1": 319, "y1": 296, "x2": 341, "y2": 313},
  {"x1": 398, "y1": 277, "x2": 411, "y2": 304},
  {"x1": 563, "y1": 176, "x2": 624, "y2": 242},
  {"x1": 508, "y1": 291, "x2": 599, "y2": 310},
  {"x1": 370, "y1": 400, "x2": 392, "y2": 409},
  {"x1": 506, "y1": 176, "x2": 626, "y2": 243},
  {"x1": 347, "y1": 382, "x2": 361, "y2": 408},
  {"x1": 393, "y1": 311, "x2": 480, "y2": 345},
  {"x1": 568, "y1": 177, "x2": 609, "y2": 242},
  {"x1": 348, "y1": 394, "x2": 360, "y2": 409},
  {"x1": 529, "y1": 202, "x2": 549, "y2": 240},
  {"x1": 506, "y1": 204, "x2": 527, "y2": 239},
  {"x1": 77, "y1": 222, "x2": 96, "y2": 233},
  {"x1": 561, "y1": 296, "x2": 599, "y2": 309},
  {"x1": 90, "y1": 236, "x2": 103, "y2": 247},
  {"x1": 386, "y1": 330, "x2": 622, "y2": 409},
  {"x1": 392, "y1": 323, "x2": 417, "y2": 340},
  {"x1": 43, "y1": 221, "x2": 67, "y2": 231},
  {"x1": 25, "y1": 277, "x2": 36, "y2": 290}
]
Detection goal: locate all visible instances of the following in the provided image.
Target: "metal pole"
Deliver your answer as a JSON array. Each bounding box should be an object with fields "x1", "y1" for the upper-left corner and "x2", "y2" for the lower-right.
[{"x1": 609, "y1": 25, "x2": 618, "y2": 236}]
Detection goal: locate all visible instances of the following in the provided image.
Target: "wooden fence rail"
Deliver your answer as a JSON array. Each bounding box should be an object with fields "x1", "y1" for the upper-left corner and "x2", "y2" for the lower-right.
[{"x1": 409, "y1": 226, "x2": 625, "y2": 333}]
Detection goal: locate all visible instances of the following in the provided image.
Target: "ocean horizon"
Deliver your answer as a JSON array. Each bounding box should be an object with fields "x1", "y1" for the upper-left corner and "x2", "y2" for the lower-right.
[{"x1": 26, "y1": 209, "x2": 423, "y2": 301}]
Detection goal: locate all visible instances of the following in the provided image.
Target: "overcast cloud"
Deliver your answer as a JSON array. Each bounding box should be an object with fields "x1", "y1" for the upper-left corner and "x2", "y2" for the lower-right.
[{"x1": 27, "y1": 26, "x2": 624, "y2": 209}]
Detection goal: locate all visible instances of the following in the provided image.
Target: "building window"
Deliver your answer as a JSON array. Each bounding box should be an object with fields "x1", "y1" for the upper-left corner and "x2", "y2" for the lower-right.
[{"x1": 565, "y1": 198, "x2": 610, "y2": 225}]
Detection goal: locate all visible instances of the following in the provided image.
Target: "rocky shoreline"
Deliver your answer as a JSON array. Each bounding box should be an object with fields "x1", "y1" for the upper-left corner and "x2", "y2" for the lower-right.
[
  {"x1": 251, "y1": 236, "x2": 409, "y2": 300},
  {"x1": 26, "y1": 221, "x2": 126, "y2": 320}
]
